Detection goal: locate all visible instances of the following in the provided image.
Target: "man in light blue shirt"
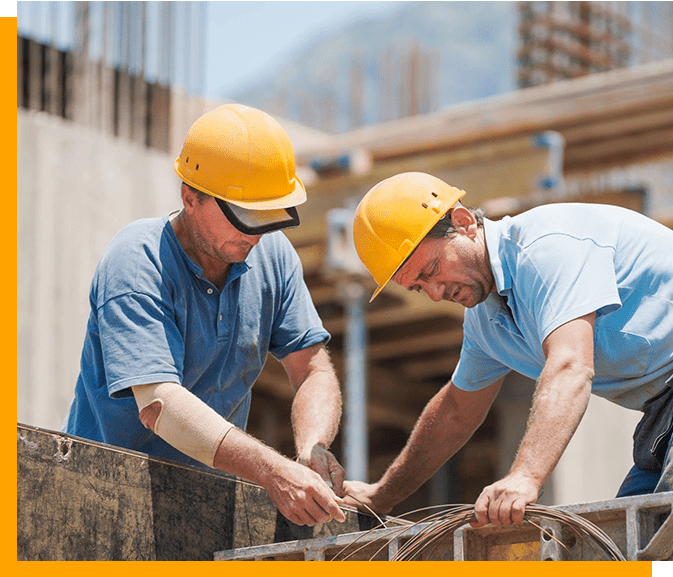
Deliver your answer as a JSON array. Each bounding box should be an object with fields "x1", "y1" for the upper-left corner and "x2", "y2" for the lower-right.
[
  {"x1": 64, "y1": 104, "x2": 346, "y2": 527},
  {"x1": 455, "y1": 203, "x2": 673, "y2": 413},
  {"x1": 344, "y1": 172, "x2": 673, "y2": 526}
]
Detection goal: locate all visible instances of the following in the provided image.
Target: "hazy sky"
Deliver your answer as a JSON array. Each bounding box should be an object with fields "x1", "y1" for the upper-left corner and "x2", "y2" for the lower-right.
[{"x1": 205, "y1": 1, "x2": 406, "y2": 98}]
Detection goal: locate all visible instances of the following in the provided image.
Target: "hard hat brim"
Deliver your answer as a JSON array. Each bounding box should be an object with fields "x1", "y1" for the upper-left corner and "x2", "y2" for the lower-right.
[
  {"x1": 215, "y1": 197, "x2": 300, "y2": 235},
  {"x1": 225, "y1": 174, "x2": 307, "y2": 210},
  {"x1": 369, "y1": 284, "x2": 386, "y2": 303},
  {"x1": 368, "y1": 248, "x2": 414, "y2": 303},
  {"x1": 174, "y1": 158, "x2": 308, "y2": 210}
]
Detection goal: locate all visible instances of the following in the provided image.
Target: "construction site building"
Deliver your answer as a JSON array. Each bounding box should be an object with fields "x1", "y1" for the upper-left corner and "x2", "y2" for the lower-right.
[{"x1": 517, "y1": 0, "x2": 673, "y2": 88}]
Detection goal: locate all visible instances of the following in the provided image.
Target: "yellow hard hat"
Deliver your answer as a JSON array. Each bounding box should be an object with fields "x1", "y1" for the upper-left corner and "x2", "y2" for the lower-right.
[
  {"x1": 174, "y1": 104, "x2": 306, "y2": 234},
  {"x1": 353, "y1": 172, "x2": 466, "y2": 301}
]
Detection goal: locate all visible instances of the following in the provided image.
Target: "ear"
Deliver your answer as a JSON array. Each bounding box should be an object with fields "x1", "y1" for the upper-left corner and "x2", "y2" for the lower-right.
[
  {"x1": 450, "y1": 206, "x2": 477, "y2": 237},
  {"x1": 181, "y1": 183, "x2": 198, "y2": 212}
]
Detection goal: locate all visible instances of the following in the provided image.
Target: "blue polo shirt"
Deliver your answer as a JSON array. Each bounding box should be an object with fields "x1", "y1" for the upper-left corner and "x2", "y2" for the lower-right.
[
  {"x1": 452, "y1": 203, "x2": 673, "y2": 411},
  {"x1": 63, "y1": 214, "x2": 329, "y2": 467}
]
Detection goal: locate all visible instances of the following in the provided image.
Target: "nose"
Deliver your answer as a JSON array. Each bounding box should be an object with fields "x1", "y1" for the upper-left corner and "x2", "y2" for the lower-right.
[{"x1": 424, "y1": 281, "x2": 444, "y2": 302}]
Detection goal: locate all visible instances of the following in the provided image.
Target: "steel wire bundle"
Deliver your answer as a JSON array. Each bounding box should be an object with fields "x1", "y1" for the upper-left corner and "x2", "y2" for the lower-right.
[{"x1": 333, "y1": 503, "x2": 626, "y2": 561}]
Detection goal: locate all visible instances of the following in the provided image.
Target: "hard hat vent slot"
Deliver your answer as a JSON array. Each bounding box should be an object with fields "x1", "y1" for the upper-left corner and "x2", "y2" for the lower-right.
[
  {"x1": 186, "y1": 156, "x2": 189, "y2": 163},
  {"x1": 431, "y1": 192, "x2": 438, "y2": 197},
  {"x1": 195, "y1": 164, "x2": 200, "y2": 170},
  {"x1": 422, "y1": 203, "x2": 428, "y2": 209}
]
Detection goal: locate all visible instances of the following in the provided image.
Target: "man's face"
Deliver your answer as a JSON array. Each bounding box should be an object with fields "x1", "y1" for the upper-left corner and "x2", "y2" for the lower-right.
[
  {"x1": 188, "y1": 193, "x2": 262, "y2": 265},
  {"x1": 391, "y1": 218, "x2": 494, "y2": 308}
]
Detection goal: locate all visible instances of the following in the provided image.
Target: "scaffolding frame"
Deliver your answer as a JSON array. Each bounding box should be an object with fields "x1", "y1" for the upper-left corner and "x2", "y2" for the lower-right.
[{"x1": 214, "y1": 491, "x2": 673, "y2": 561}]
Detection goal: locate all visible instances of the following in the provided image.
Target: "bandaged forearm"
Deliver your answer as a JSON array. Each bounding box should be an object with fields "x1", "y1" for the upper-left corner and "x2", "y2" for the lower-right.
[{"x1": 132, "y1": 382, "x2": 233, "y2": 468}]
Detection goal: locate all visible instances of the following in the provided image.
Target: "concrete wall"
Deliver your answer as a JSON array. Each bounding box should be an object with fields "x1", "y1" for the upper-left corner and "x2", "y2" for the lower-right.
[{"x1": 17, "y1": 109, "x2": 179, "y2": 430}]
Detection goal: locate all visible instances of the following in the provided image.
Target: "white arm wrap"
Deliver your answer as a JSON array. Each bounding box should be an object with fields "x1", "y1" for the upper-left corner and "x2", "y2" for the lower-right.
[{"x1": 133, "y1": 382, "x2": 233, "y2": 468}]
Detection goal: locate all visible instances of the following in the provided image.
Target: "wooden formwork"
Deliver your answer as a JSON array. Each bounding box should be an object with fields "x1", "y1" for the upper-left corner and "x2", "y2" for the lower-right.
[{"x1": 17, "y1": 424, "x2": 378, "y2": 561}]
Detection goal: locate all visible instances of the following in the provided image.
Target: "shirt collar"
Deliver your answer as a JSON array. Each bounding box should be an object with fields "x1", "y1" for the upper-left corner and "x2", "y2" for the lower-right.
[
  {"x1": 225, "y1": 261, "x2": 251, "y2": 286},
  {"x1": 483, "y1": 217, "x2": 512, "y2": 295}
]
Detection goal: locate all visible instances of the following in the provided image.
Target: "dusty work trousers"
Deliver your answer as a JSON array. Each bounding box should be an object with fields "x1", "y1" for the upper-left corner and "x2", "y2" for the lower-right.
[
  {"x1": 616, "y1": 384, "x2": 673, "y2": 497},
  {"x1": 616, "y1": 436, "x2": 673, "y2": 496}
]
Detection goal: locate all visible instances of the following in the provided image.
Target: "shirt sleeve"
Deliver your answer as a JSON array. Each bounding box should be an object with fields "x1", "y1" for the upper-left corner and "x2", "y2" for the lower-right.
[
  {"x1": 452, "y1": 315, "x2": 512, "y2": 391},
  {"x1": 267, "y1": 242, "x2": 330, "y2": 360},
  {"x1": 100, "y1": 292, "x2": 183, "y2": 398},
  {"x1": 515, "y1": 234, "x2": 621, "y2": 342}
]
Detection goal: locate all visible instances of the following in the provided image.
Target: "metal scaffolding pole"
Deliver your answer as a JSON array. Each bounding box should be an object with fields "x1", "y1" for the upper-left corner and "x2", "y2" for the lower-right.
[
  {"x1": 341, "y1": 280, "x2": 368, "y2": 482},
  {"x1": 324, "y1": 204, "x2": 372, "y2": 482}
]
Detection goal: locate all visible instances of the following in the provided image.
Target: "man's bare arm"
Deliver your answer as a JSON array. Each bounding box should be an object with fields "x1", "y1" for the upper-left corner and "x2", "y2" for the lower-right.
[
  {"x1": 132, "y1": 381, "x2": 345, "y2": 526},
  {"x1": 282, "y1": 344, "x2": 346, "y2": 491},
  {"x1": 343, "y1": 377, "x2": 504, "y2": 514},
  {"x1": 472, "y1": 312, "x2": 596, "y2": 526}
]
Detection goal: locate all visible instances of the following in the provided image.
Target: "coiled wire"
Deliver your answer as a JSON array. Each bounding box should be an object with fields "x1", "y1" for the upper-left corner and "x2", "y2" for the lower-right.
[{"x1": 333, "y1": 502, "x2": 626, "y2": 561}]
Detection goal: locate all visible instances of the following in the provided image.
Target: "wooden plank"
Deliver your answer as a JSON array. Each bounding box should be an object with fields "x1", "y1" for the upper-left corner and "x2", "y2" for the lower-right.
[
  {"x1": 97, "y1": 61, "x2": 116, "y2": 136},
  {"x1": 256, "y1": 350, "x2": 437, "y2": 406},
  {"x1": 17, "y1": 36, "x2": 23, "y2": 109},
  {"x1": 367, "y1": 327, "x2": 464, "y2": 360},
  {"x1": 46, "y1": 45, "x2": 62, "y2": 117},
  {"x1": 565, "y1": 126, "x2": 673, "y2": 169},
  {"x1": 402, "y1": 352, "x2": 462, "y2": 382},
  {"x1": 294, "y1": 60, "x2": 673, "y2": 163},
  {"x1": 28, "y1": 38, "x2": 42, "y2": 112},
  {"x1": 253, "y1": 350, "x2": 442, "y2": 434},
  {"x1": 291, "y1": 137, "x2": 555, "y2": 243},
  {"x1": 131, "y1": 73, "x2": 148, "y2": 147},
  {"x1": 483, "y1": 188, "x2": 647, "y2": 222},
  {"x1": 293, "y1": 241, "x2": 326, "y2": 275},
  {"x1": 560, "y1": 106, "x2": 673, "y2": 145},
  {"x1": 116, "y1": 69, "x2": 133, "y2": 140},
  {"x1": 321, "y1": 296, "x2": 463, "y2": 336},
  {"x1": 147, "y1": 82, "x2": 171, "y2": 153},
  {"x1": 652, "y1": 209, "x2": 673, "y2": 229},
  {"x1": 17, "y1": 424, "x2": 377, "y2": 560}
]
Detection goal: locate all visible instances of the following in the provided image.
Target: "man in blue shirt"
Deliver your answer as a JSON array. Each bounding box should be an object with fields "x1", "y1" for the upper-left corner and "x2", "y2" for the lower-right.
[
  {"x1": 64, "y1": 104, "x2": 346, "y2": 527},
  {"x1": 344, "y1": 172, "x2": 673, "y2": 526}
]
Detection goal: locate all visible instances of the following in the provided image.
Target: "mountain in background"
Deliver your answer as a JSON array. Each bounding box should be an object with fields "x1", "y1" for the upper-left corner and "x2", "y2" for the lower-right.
[{"x1": 223, "y1": 1, "x2": 517, "y2": 133}]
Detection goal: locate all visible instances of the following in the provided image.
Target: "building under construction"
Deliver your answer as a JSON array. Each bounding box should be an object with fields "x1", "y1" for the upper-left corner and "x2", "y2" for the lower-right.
[
  {"x1": 517, "y1": 1, "x2": 673, "y2": 88},
  {"x1": 16, "y1": 1, "x2": 673, "y2": 561}
]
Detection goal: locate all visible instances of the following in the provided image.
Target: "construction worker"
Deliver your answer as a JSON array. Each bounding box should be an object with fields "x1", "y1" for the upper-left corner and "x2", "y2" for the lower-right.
[
  {"x1": 343, "y1": 172, "x2": 673, "y2": 526},
  {"x1": 63, "y1": 104, "x2": 346, "y2": 527}
]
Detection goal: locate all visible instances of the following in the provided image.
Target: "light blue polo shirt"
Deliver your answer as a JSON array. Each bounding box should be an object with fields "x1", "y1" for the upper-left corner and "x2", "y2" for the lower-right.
[
  {"x1": 452, "y1": 203, "x2": 673, "y2": 411},
  {"x1": 63, "y1": 214, "x2": 329, "y2": 468}
]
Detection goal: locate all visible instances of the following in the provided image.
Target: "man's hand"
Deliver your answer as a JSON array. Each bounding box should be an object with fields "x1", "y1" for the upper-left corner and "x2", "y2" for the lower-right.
[
  {"x1": 470, "y1": 313, "x2": 596, "y2": 528},
  {"x1": 283, "y1": 343, "x2": 345, "y2": 496},
  {"x1": 341, "y1": 380, "x2": 504, "y2": 518},
  {"x1": 265, "y1": 458, "x2": 346, "y2": 527},
  {"x1": 341, "y1": 480, "x2": 394, "y2": 516},
  {"x1": 297, "y1": 443, "x2": 345, "y2": 492},
  {"x1": 471, "y1": 473, "x2": 540, "y2": 527}
]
